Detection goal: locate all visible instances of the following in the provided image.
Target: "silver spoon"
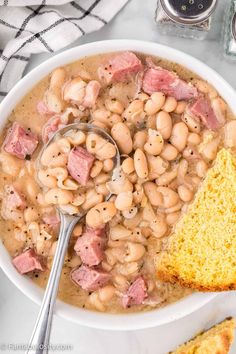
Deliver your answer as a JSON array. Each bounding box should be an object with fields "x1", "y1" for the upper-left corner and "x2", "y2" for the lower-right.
[{"x1": 26, "y1": 123, "x2": 120, "y2": 354}]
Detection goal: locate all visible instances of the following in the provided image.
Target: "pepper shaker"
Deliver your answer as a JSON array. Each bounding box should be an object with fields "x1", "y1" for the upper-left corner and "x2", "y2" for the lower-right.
[
  {"x1": 155, "y1": 0, "x2": 218, "y2": 40},
  {"x1": 223, "y1": 0, "x2": 236, "y2": 60}
]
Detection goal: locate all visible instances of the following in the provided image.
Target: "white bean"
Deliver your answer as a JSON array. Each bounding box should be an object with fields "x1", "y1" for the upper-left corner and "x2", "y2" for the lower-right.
[
  {"x1": 133, "y1": 131, "x2": 148, "y2": 149},
  {"x1": 182, "y1": 113, "x2": 201, "y2": 133},
  {"x1": 178, "y1": 185, "x2": 194, "y2": 202},
  {"x1": 67, "y1": 255, "x2": 82, "y2": 268},
  {"x1": 156, "y1": 111, "x2": 172, "y2": 140},
  {"x1": 59, "y1": 204, "x2": 79, "y2": 215},
  {"x1": 166, "y1": 211, "x2": 181, "y2": 226},
  {"x1": 65, "y1": 130, "x2": 86, "y2": 145},
  {"x1": 224, "y1": 120, "x2": 236, "y2": 148},
  {"x1": 94, "y1": 173, "x2": 110, "y2": 185},
  {"x1": 157, "y1": 186, "x2": 179, "y2": 208},
  {"x1": 165, "y1": 201, "x2": 183, "y2": 214},
  {"x1": 111, "y1": 122, "x2": 133, "y2": 154},
  {"x1": 160, "y1": 144, "x2": 178, "y2": 161},
  {"x1": 24, "y1": 179, "x2": 40, "y2": 203},
  {"x1": 58, "y1": 177, "x2": 78, "y2": 191},
  {"x1": 41, "y1": 142, "x2": 67, "y2": 167},
  {"x1": 86, "y1": 133, "x2": 116, "y2": 160},
  {"x1": 134, "y1": 149, "x2": 148, "y2": 179},
  {"x1": 201, "y1": 138, "x2": 219, "y2": 161},
  {"x1": 86, "y1": 202, "x2": 117, "y2": 228},
  {"x1": 98, "y1": 285, "x2": 115, "y2": 302},
  {"x1": 24, "y1": 207, "x2": 39, "y2": 223},
  {"x1": 147, "y1": 154, "x2": 169, "y2": 180},
  {"x1": 110, "y1": 225, "x2": 132, "y2": 240},
  {"x1": 91, "y1": 120, "x2": 108, "y2": 130},
  {"x1": 106, "y1": 169, "x2": 133, "y2": 194},
  {"x1": 0, "y1": 152, "x2": 23, "y2": 177},
  {"x1": 116, "y1": 262, "x2": 139, "y2": 276},
  {"x1": 56, "y1": 138, "x2": 71, "y2": 153},
  {"x1": 143, "y1": 182, "x2": 163, "y2": 207},
  {"x1": 103, "y1": 159, "x2": 114, "y2": 172},
  {"x1": 156, "y1": 169, "x2": 178, "y2": 186},
  {"x1": 144, "y1": 129, "x2": 164, "y2": 155},
  {"x1": 95, "y1": 183, "x2": 109, "y2": 197},
  {"x1": 122, "y1": 157, "x2": 135, "y2": 175},
  {"x1": 128, "y1": 171, "x2": 138, "y2": 184},
  {"x1": 177, "y1": 159, "x2": 188, "y2": 184},
  {"x1": 162, "y1": 96, "x2": 177, "y2": 113},
  {"x1": 44, "y1": 188, "x2": 73, "y2": 205},
  {"x1": 192, "y1": 79, "x2": 217, "y2": 99},
  {"x1": 82, "y1": 189, "x2": 103, "y2": 210},
  {"x1": 123, "y1": 100, "x2": 144, "y2": 123},
  {"x1": 122, "y1": 206, "x2": 138, "y2": 219},
  {"x1": 107, "y1": 114, "x2": 122, "y2": 127},
  {"x1": 89, "y1": 292, "x2": 105, "y2": 312},
  {"x1": 174, "y1": 101, "x2": 187, "y2": 115},
  {"x1": 123, "y1": 211, "x2": 142, "y2": 229},
  {"x1": 125, "y1": 242, "x2": 146, "y2": 262},
  {"x1": 105, "y1": 99, "x2": 124, "y2": 114},
  {"x1": 196, "y1": 160, "x2": 208, "y2": 178},
  {"x1": 133, "y1": 184, "x2": 144, "y2": 205},
  {"x1": 115, "y1": 191, "x2": 133, "y2": 211},
  {"x1": 92, "y1": 109, "x2": 110, "y2": 124},
  {"x1": 144, "y1": 92, "x2": 165, "y2": 115},
  {"x1": 187, "y1": 133, "x2": 201, "y2": 145},
  {"x1": 150, "y1": 217, "x2": 167, "y2": 238},
  {"x1": 113, "y1": 274, "x2": 129, "y2": 292},
  {"x1": 72, "y1": 224, "x2": 83, "y2": 237},
  {"x1": 72, "y1": 193, "x2": 85, "y2": 206},
  {"x1": 146, "y1": 115, "x2": 156, "y2": 129},
  {"x1": 170, "y1": 122, "x2": 188, "y2": 152},
  {"x1": 90, "y1": 160, "x2": 103, "y2": 178}
]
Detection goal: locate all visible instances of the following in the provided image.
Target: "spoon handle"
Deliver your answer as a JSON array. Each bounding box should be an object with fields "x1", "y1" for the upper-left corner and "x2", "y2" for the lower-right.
[{"x1": 26, "y1": 213, "x2": 80, "y2": 354}]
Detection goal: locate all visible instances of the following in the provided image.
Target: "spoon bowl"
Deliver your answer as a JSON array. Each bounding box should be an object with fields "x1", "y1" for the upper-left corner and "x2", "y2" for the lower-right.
[{"x1": 36, "y1": 122, "x2": 121, "y2": 216}]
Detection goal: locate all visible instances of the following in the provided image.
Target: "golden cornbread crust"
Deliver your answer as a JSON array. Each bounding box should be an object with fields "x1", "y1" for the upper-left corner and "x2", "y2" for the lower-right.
[
  {"x1": 157, "y1": 149, "x2": 236, "y2": 291},
  {"x1": 156, "y1": 270, "x2": 236, "y2": 292},
  {"x1": 169, "y1": 317, "x2": 235, "y2": 354}
]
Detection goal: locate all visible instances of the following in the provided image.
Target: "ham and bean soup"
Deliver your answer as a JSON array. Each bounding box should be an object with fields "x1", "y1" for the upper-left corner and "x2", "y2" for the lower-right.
[{"x1": 0, "y1": 51, "x2": 235, "y2": 313}]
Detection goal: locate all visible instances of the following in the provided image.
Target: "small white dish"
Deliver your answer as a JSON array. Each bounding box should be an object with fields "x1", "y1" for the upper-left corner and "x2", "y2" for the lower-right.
[{"x1": 0, "y1": 40, "x2": 235, "y2": 330}]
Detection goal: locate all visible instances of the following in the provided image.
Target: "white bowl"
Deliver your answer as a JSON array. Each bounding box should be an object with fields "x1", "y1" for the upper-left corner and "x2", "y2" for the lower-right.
[{"x1": 0, "y1": 40, "x2": 235, "y2": 331}]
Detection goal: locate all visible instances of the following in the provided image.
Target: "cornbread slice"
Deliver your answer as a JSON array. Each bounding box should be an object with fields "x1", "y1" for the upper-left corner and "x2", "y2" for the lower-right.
[
  {"x1": 157, "y1": 148, "x2": 236, "y2": 291},
  {"x1": 170, "y1": 317, "x2": 235, "y2": 354}
]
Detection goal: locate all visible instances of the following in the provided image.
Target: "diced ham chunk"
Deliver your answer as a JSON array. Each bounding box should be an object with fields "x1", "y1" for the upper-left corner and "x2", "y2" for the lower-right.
[
  {"x1": 67, "y1": 147, "x2": 95, "y2": 186},
  {"x1": 4, "y1": 185, "x2": 26, "y2": 211},
  {"x1": 43, "y1": 214, "x2": 60, "y2": 228},
  {"x1": 85, "y1": 225, "x2": 106, "y2": 237},
  {"x1": 1, "y1": 185, "x2": 26, "y2": 221},
  {"x1": 3, "y1": 122, "x2": 38, "y2": 160},
  {"x1": 122, "y1": 277, "x2": 148, "y2": 308},
  {"x1": 42, "y1": 115, "x2": 68, "y2": 143},
  {"x1": 71, "y1": 265, "x2": 111, "y2": 291},
  {"x1": 142, "y1": 67, "x2": 198, "y2": 101},
  {"x1": 36, "y1": 101, "x2": 54, "y2": 116},
  {"x1": 189, "y1": 97, "x2": 225, "y2": 130},
  {"x1": 98, "y1": 51, "x2": 143, "y2": 84},
  {"x1": 83, "y1": 80, "x2": 101, "y2": 108},
  {"x1": 74, "y1": 227, "x2": 106, "y2": 266},
  {"x1": 12, "y1": 249, "x2": 44, "y2": 274}
]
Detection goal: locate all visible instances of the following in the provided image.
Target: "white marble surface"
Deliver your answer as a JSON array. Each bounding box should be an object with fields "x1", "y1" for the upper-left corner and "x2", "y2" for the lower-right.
[{"x1": 1, "y1": 0, "x2": 236, "y2": 353}]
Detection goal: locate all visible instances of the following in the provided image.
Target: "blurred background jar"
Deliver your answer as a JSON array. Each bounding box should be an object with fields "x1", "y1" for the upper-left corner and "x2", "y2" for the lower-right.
[
  {"x1": 223, "y1": 0, "x2": 236, "y2": 61},
  {"x1": 155, "y1": 0, "x2": 218, "y2": 40}
]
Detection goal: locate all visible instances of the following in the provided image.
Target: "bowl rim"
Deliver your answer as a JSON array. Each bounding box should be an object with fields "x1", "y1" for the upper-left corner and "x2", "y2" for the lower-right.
[{"x1": 0, "y1": 39, "x2": 235, "y2": 330}]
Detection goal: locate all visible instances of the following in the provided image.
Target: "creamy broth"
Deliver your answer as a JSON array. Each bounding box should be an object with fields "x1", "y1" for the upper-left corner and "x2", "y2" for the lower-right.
[{"x1": 0, "y1": 52, "x2": 234, "y2": 313}]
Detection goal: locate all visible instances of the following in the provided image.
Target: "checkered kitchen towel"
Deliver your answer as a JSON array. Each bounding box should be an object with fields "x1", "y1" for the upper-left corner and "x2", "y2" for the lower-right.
[{"x1": 0, "y1": 0, "x2": 129, "y2": 100}]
